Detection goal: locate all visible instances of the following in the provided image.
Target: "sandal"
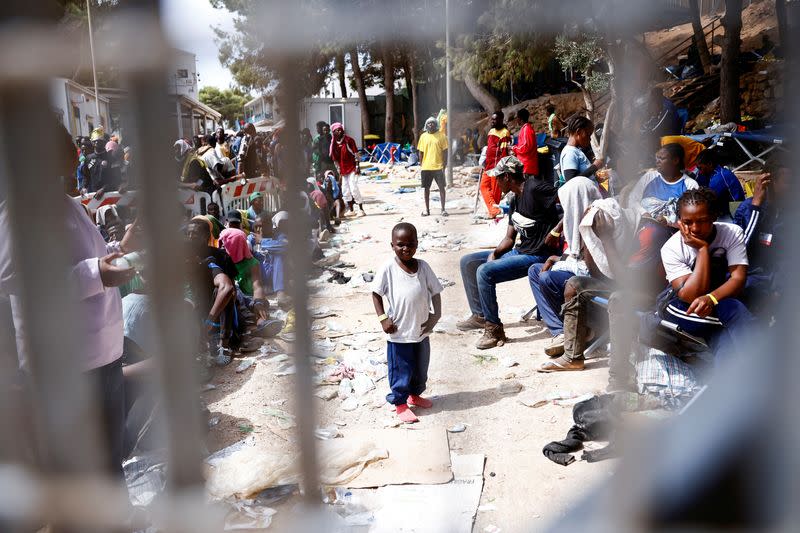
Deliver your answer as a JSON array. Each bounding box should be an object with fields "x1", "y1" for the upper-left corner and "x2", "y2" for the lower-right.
[
  {"x1": 421, "y1": 211, "x2": 430, "y2": 217},
  {"x1": 537, "y1": 356, "x2": 585, "y2": 373},
  {"x1": 441, "y1": 210, "x2": 449, "y2": 217}
]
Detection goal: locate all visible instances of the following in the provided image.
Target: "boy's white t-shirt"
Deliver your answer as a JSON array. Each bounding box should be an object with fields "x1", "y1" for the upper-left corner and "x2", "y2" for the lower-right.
[
  {"x1": 660, "y1": 222, "x2": 748, "y2": 283},
  {"x1": 371, "y1": 258, "x2": 443, "y2": 343}
]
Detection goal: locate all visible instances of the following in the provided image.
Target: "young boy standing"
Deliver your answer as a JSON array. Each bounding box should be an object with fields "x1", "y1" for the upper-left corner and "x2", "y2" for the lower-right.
[{"x1": 372, "y1": 223, "x2": 443, "y2": 423}]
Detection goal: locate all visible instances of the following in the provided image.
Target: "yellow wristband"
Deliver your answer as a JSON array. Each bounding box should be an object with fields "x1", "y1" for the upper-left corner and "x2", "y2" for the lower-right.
[
  {"x1": 550, "y1": 230, "x2": 561, "y2": 238},
  {"x1": 706, "y1": 293, "x2": 719, "y2": 306},
  {"x1": 377, "y1": 313, "x2": 388, "y2": 321}
]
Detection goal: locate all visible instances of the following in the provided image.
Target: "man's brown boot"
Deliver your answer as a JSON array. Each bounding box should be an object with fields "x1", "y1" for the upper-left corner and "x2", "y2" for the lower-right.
[
  {"x1": 475, "y1": 322, "x2": 507, "y2": 350},
  {"x1": 457, "y1": 314, "x2": 486, "y2": 331}
]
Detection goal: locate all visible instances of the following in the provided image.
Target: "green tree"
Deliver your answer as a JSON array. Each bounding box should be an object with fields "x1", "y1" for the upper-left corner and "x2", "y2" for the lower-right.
[
  {"x1": 554, "y1": 32, "x2": 610, "y2": 124},
  {"x1": 199, "y1": 86, "x2": 249, "y2": 127},
  {"x1": 210, "y1": 0, "x2": 335, "y2": 97},
  {"x1": 449, "y1": 1, "x2": 553, "y2": 113}
]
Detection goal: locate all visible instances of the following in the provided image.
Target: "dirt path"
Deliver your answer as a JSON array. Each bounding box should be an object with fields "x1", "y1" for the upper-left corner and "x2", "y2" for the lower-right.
[{"x1": 203, "y1": 171, "x2": 613, "y2": 531}]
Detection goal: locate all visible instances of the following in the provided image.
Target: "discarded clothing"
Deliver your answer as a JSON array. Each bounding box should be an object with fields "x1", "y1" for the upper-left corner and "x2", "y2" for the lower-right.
[{"x1": 542, "y1": 394, "x2": 617, "y2": 467}]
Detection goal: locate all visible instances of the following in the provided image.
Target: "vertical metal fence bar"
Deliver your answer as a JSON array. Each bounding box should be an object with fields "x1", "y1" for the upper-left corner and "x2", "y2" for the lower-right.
[
  {"x1": 0, "y1": 80, "x2": 108, "y2": 526},
  {"x1": 277, "y1": 59, "x2": 322, "y2": 506},
  {"x1": 115, "y1": 0, "x2": 207, "y2": 495},
  {"x1": 0, "y1": 83, "x2": 106, "y2": 472}
]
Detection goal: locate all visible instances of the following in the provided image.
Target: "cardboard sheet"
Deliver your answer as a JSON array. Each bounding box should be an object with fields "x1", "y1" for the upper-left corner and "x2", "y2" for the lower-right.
[
  {"x1": 340, "y1": 453, "x2": 486, "y2": 532},
  {"x1": 343, "y1": 428, "x2": 453, "y2": 488}
]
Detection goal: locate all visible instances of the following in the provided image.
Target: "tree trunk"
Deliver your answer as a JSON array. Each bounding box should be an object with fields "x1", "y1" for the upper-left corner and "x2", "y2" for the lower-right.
[
  {"x1": 335, "y1": 52, "x2": 348, "y2": 98},
  {"x1": 720, "y1": 0, "x2": 743, "y2": 124},
  {"x1": 407, "y1": 55, "x2": 421, "y2": 146},
  {"x1": 464, "y1": 72, "x2": 500, "y2": 114},
  {"x1": 382, "y1": 45, "x2": 395, "y2": 143},
  {"x1": 349, "y1": 48, "x2": 371, "y2": 137},
  {"x1": 776, "y1": 0, "x2": 788, "y2": 52},
  {"x1": 689, "y1": 0, "x2": 714, "y2": 74}
]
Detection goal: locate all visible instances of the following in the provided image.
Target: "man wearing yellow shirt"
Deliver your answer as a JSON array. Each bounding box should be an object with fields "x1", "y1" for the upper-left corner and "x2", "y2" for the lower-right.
[{"x1": 417, "y1": 117, "x2": 449, "y2": 217}]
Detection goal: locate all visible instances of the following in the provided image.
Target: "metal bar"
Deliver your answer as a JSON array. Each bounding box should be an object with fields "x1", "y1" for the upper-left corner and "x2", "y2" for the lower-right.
[
  {"x1": 115, "y1": 8, "x2": 207, "y2": 492},
  {"x1": 445, "y1": 0, "x2": 453, "y2": 187},
  {"x1": 0, "y1": 81, "x2": 106, "y2": 472},
  {"x1": 86, "y1": 0, "x2": 102, "y2": 121},
  {"x1": 275, "y1": 60, "x2": 321, "y2": 505}
]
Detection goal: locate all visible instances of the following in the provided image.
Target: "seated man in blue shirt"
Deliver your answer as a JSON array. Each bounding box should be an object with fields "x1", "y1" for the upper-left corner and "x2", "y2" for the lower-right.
[{"x1": 696, "y1": 149, "x2": 745, "y2": 222}]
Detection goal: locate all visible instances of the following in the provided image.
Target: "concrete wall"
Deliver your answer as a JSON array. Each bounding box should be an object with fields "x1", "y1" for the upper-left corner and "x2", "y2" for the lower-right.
[
  {"x1": 51, "y1": 78, "x2": 110, "y2": 138},
  {"x1": 300, "y1": 98, "x2": 363, "y2": 145}
]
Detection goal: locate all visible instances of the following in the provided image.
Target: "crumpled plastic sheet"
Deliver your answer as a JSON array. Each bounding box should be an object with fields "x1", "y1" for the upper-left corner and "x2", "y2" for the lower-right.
[
  {"x1": 222, "y1": 484, "x2": 297, "y2": 531},
  {"x1": 124, "y1": 451, "x2": 169, "y2": 508},
  {"x1": 206, "y1": 439, "x2": 388, "y2": 499}
]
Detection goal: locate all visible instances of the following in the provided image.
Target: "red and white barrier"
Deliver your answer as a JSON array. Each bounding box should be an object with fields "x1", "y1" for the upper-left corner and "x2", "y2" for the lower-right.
[
  {"x1": 220, "y1": 177, "x2": 281, "y2": 214},
  {"x1": 78, "y1": 191, "x2": 135, "y2": 212},
  {"x1": 75, "y1": 177, "x2": 280, "y2": 218},
  {"x1": 77, "y1": 189, "x2": 212, "y2": 217}
]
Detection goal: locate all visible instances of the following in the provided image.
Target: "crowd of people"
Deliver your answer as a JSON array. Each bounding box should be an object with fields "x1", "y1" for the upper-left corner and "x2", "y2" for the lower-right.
[
  {"x1": 453, "y1": 109, "x2": 783, "y2": 400},
  {"x1": 0, "y1": 80, "x2": 785, "y2": 484}
]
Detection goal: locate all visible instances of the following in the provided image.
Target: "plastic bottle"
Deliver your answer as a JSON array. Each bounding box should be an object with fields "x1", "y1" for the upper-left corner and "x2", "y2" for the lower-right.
[{"x1": 112, "y1": 251, "x2": 143, "y2": 271}]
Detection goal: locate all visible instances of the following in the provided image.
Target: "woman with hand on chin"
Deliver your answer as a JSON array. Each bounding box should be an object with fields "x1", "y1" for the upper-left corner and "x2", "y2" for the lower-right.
[{"x1": 659, "y1": 188, "x2": 755, "y2": 360}]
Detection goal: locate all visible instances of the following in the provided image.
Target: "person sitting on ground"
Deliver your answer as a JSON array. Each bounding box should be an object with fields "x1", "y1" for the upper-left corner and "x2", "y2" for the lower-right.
[
  {"x1": 538, "y1": 197, "x2": 672, "y2": 374},
  {"x1": 559, "y1": 116, "x2": 605, "y2": 184},
  {"x1": 512, "y1": 108, "x2": 539, "y2": 179},
  {"x1": 734, "y1": 160, "x2": 788, "y2": 310},
  {"x1": 372, "y1": 222, "x2": 443, "y2": 424},
  {"x1": 247, "y1": 192, "x2": 265, "y2": 221},
  {"x1": 458, "y1": 156, "x2": 561, "y2": 349},
  {"x1": 226, "y1": 210, "x2": 243, "y2": 230},
  {"x1": 321, "y1": 169, "x2": 344, "y2": 225},
  {"x1": 330, "y1": 122, "x2": 366, "y2": 217},
  {"x1": 695, "y1": 149, "x2": 745, "y2": 222},
  {"x1": 218, "y1": 227, "x2": 270, "y2": 322},
  {"x1": 417, "y1": 117, "x2": 449, "y2": 217},
  {"x1": 626, "y1": 143, "x2": 699, "y2": 223},
  {"x1": 185, "y1": 218, "x2": 239, "y2": 365},
  {"x1": 528, "y1": 176, "x2": 604, "y2": 356},
  {"x1": 547, "y1": 104, "x2": 565, "y2": 139},
  {"x1": 480, "y1": 111, "x2": 512, "y2": 219},
  {"x1": 309, "y1": 182, "x2": 333, "y2": 235},
  {"x1": 659, "y1": 188, "x2": 754, "y2": 360},
  {"x1": 260, "y1": 211, "x2": 292, "y2": 308}
]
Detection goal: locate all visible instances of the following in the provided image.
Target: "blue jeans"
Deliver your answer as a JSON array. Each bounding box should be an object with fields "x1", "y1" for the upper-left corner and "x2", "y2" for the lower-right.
[
  {"x1": 386, "y1": 338, "x2": 430, "y2": 405},
  {"x1": 459, "y1": 249, "x2": 548, "y2": 324},
  {"x1": 528, "y1": 263, "x2": 574, "y2": 336}
]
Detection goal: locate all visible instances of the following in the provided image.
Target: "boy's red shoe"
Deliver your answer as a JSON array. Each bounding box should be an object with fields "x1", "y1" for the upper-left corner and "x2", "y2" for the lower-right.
[
  {"x1": 396, "y1": 404, "x2": 419, "y2": 423},
  {"x1": 408, "y1": 395, "x2": 433, "y2": 409}
]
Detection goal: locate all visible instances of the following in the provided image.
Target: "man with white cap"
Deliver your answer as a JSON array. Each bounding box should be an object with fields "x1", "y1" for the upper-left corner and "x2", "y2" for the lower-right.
[
  {"x1": 329, "y1": 122, "x2": 365, "y2": 217},
  {"x1": 417, "y1": 117, "x2": 449, "y2": 217}
]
